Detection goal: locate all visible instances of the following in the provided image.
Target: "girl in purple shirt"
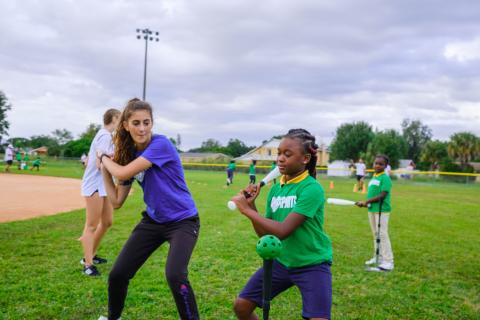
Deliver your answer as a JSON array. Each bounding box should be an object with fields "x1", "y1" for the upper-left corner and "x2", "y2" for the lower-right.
[{"x1": 99, "y1": 98, "x2": 200, "y2": 320}]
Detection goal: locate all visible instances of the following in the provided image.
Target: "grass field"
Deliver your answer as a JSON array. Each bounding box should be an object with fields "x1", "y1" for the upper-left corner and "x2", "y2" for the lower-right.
[{"x1": 0, "y1": 164, "x2": 479, "y2": 319}]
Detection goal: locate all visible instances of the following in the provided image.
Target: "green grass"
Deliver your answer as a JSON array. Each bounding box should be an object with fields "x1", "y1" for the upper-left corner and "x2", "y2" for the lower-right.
[
  {"x1": 0, "y1": 167, "x2": 479, "y2": 319},
  {"x1": 1, "y1": 157, "x2": 84, "y2": 179}
]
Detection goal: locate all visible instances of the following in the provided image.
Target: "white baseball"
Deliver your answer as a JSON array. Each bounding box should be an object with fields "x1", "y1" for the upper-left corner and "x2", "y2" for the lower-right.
[{"x1": 227, "y1": 201, "x2": 237, "y2": 211}]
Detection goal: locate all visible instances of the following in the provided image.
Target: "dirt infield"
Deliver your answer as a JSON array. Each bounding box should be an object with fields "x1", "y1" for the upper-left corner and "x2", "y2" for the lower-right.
[{"x1": 0, "y1": 174, "x2": 85, "y2": 223}]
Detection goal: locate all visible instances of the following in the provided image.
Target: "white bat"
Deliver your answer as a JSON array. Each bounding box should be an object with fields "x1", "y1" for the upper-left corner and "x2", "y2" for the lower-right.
[
  {"x1": 227, "y1": 166, "x2": 281, "y2": 211},
  {"x1": 326, "y1": 198, "x2": 356, "y2": 206}
]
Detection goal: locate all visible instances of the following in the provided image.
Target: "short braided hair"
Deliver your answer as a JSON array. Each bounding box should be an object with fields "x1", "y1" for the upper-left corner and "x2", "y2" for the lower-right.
[{"x1": 375, "y1": 154, "x2": 390, "y2": 165}]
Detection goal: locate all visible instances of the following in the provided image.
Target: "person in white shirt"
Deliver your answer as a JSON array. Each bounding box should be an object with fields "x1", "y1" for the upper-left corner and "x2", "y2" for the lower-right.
[
  {"x1": 385, "y1": 164, "x2": 392, "y2": 176},
  {"x1": 80, "y1": 153, "x2": 88, "y2": 168},
  {"x1": 355, "y1": 158, "x2": 367, "y2": 191},
  {"x1": 4, "y1": 144, "x2": 14, "y2": 172},
  {"x1": 79, "y1": 108, "x2": 121, "y2": 276}
]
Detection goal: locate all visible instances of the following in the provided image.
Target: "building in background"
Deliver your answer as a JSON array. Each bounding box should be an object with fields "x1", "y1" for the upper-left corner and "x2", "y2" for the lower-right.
[
  {"x1": 29, "y1": 146, "x2": 48, "y2": 156},
  {"x1": 235, "y1": 138, "x2": 329, "y2": 166},
  {"x1": 180, "y1": 152, "x2": 230, "y2": 163}
]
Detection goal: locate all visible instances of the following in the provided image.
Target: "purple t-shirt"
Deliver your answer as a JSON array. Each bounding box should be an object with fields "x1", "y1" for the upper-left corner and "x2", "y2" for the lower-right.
[{"x1": 135, "y1": 134, "x2": 197, "y2": 223}]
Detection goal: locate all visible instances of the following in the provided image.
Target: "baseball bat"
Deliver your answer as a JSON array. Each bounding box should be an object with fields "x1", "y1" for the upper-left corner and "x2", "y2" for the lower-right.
[
  {"x1": 227, "y1": 166, "x2": 281, "y2": 210},
  {"x1": 326, "y1": 198, "x2": 356, "y2": 206}
]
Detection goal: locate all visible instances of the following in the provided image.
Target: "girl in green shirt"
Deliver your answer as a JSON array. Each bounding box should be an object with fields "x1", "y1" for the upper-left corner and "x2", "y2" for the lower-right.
[
  {"x1": 231, "y1": 129, "x2": 332, "y2": 320},
  {"x1": 226, "y1": 160, "x2": 236, "y2": 186},
  {"x1": 355, "y1": 155, "x2": 394, "y2": 271},
  {"x1": 249, "y1": 160, "x2": 257, "y2": 184}
]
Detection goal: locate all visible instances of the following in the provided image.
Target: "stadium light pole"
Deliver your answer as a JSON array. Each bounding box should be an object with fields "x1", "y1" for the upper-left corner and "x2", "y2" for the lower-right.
[{"x1": 136, "y1": 28, "x2": 159, "y2": 101}]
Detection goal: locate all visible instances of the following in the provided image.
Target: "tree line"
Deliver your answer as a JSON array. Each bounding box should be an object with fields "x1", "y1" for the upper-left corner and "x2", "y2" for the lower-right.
[
  {"x1": 329, "y1": 120, "x2": 480, "y2": 174},
  {"x1": 1, "y1": 90, "x2": 479, "y2": 170},
  {"x1": 0, "y1": 91, "x2": 255, "y2": 158}
]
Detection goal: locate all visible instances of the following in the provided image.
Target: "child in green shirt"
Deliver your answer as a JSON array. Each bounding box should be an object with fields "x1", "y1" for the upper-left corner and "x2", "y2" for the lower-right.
[
  {"x1": 31, "y1": 157, "x2": 41, "y2": 171},
  {"x1": 355, "y1": 154, "x2": 394, "y2": 271},
  {"x1": 231, "y1": 129, "x2": 332, "y2": 320},
  {"x1": 226, "y1": 160, "x2": 236, "y2": 186},
  {"x1": 249, "y1": 160, "x2": 257, "y2": 184}
]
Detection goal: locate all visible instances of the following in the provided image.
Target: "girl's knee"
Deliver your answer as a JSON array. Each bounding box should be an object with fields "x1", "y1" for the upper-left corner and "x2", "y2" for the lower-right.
[
  {"x1": 233, "y1": 297, "x2": 256, "y2": 318},
  {"x1": 165, "y1": 269, "x2": 187, "y2": 286},
  {"x1": 101, "y1": 218, "x2": 113, "y2": 229},
  {"x1": 109, "y1": 267, "x2": 129, "y2": 284},
  {"x1": 84, "y1": 224, "x2": 97, "y2": 234}
]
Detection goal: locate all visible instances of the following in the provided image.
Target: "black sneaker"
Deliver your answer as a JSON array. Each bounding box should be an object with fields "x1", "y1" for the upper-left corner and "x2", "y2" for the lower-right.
[
  {"x1": 93, "y1": 255, "x2": 107, "y2": 264},
  {"x1": 80, "y1": 255, "x2": 108, "y2": 265},
  {"x1": 83, "y1": 265, "x2": 100, "y2": 276}
]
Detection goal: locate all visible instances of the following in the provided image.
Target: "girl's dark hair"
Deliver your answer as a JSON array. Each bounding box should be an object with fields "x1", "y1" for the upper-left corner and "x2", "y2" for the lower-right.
[
  {"x1": 113, "y1": 98, "x2": 153, "y2": 165},
  {"x1": 375, "y1": 154, "x2": 390, "y2": 165},
  {"x1": 103, "y1": 108, "x2": 121, "y2": 125},
  {"x1": 252, "y1": 160, "x2": 257, "y2": 165},
  {"x1": 284, "y1": 128, "x2": 318, "y2": 178}
]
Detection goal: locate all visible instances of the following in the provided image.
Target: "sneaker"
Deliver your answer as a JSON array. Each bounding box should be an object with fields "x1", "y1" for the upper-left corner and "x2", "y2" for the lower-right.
[
  {"x1": 93, "y1": 255, "x2": 107, "y2": 264},
  {"x1": 83, "y1": 265, "x2": 100, "y2": 276},
  {"x1": 98, "y1": 316, "x2": 121, "y2": 320},
  {"x1": 378, "y1": 262, "x2": 394, "y2": 271},
  {"x1": 80, "y1": 255, "x2": 108, "y2": 265},
  {"x1": 364, "y1": 257, "x2": 377, "y2": 265}
]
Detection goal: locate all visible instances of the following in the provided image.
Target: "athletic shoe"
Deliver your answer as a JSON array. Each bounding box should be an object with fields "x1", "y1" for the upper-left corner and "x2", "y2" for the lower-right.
[
  {"x1": 80, "y1": 255, "x2": 108, "y2": 265},
  {"x1": 83, "y1": 265, "x2": 100, "y2": 276},
  {"x1": 98, "y1": 316, "x2": 121, "y2": 320},
  {"x1": 378, "y1": 262, "x2": 394, "y2": 271},
  {"x1": 364, "y1": 257, "x2": 377, "y2": 265},
  {"x1": 93, "y1": 255, "x2": 107, "y2": 264}
]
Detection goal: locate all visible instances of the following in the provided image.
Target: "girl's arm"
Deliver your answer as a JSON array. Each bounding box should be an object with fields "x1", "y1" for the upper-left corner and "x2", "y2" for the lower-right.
[
  {"x1": 231, "y1": 193, "x2": 306, "y2": 239},
  {"x1": 243, "y1": 207, "x2": 306, "y2": 239},
  {"x1": 356, "y1": 191, "x2": 388, "y2": 207},
  {"x1": 100, "y1": 155, "x2": 151, "y2": 181},
  {"x1": 101, "y1": 165, "x2": 132, "y2": 209},
  {"x1": 366, "y1": 191, "x2": 388, "y2": 205}
]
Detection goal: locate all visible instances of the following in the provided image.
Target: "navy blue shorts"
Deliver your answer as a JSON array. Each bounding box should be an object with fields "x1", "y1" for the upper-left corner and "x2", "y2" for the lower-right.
[{"x1": 239, "y1": 260, "x2": 332, "y2": 319}]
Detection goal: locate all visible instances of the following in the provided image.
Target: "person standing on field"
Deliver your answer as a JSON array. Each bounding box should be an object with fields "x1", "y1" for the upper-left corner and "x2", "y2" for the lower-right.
[
  {"x1": 249, "y1": 160, "x2": 257, "y2": 184},
  {"x1": 354, "y1": 158, "x2": 366, "y2": 191},
  {"x1": 98, "y1": 98, "x2": 200, "y2": 320},
  {"x1": 79, "y1": 108, "x2": 121, "y2": 276},
  {"x1": 226, "y1": 160, "x2": 236, "y2": 186},
  {"x1": 355, "y1": 154, "x2": 394, "y2": 271},
  {"x1": 4, "y1": 144, "x2": 14, "y2": 172}
]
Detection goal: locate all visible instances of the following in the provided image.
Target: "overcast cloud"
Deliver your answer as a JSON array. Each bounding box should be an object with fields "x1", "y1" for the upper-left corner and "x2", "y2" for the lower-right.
[{"x1": 2, "y1": 0, "x2": 480, "y2": 149}]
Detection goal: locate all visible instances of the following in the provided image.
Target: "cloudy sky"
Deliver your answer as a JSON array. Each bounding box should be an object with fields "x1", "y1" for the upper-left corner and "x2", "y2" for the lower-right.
[{"x1": 2, "y1": 0, "x2": 480, "y2": 150}]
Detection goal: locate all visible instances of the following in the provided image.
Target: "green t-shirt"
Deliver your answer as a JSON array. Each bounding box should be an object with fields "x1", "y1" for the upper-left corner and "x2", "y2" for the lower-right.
[
  {"x1": 367, "y1": 172, "x2": 392, "y2": 212},
  {"x1": 16, "y1": 153, "x2": 22, "y2": 161},
  {"x1": 32, "y1": 159, "x2": 41, "y2": 166},
  {"x1": 227, "y1": 162, "x2": 236, "y2": 170},
  {"x1": 249, "y1": 164, "x2": 256, "y2": 175},
  {"x1": 265, "y1": 172, "x2": 333, "y2": 268}
]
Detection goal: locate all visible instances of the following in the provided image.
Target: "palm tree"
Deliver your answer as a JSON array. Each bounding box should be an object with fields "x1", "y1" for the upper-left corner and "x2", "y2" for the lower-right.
[
  {"x1": 447, "y1": 132, "x2": 480, "y2": 167},
  {"x1": 420, "y1": 140, "x2": 448, "y2": 169}
]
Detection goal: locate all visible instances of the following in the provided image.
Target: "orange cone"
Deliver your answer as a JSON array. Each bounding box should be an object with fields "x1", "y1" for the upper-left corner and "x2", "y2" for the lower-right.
[
  {"x1": 353, "y1": 184, "x2": 358, "y2": 192},
  {"x1": 361, "y1": 184, "x2": 367, "y2": 194},
  {"x1": 329, "y1": 181, "x2": 334, "y2": 189}
]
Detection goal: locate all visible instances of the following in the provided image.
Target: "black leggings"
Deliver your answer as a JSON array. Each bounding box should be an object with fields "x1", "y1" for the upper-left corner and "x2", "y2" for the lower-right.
[{"x1": 108, "y1": 212, "x2": 200, "y2": 320}]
